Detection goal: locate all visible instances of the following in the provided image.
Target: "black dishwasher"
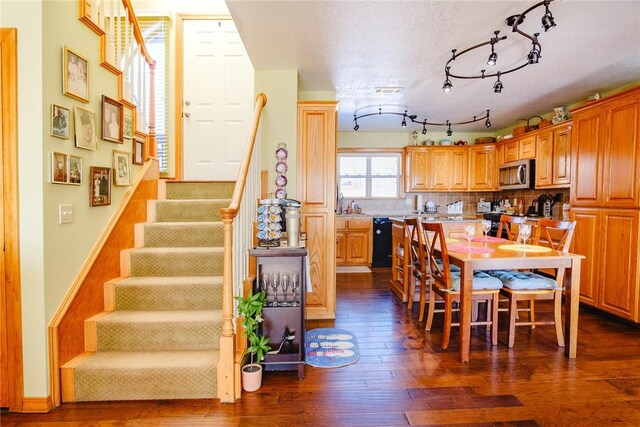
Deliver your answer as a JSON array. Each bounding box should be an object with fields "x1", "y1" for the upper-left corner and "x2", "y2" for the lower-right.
[{"x1": 371, "y1": 217, "x2": 392, "y2": 267}]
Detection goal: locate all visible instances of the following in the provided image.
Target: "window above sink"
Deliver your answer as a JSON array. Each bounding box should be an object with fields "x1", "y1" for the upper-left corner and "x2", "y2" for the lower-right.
[{"x1": 338, "y1": 150, "x2": 402, "y2": 199}]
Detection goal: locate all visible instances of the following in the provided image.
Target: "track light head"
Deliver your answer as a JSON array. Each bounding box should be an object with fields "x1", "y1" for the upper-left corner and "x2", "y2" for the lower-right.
[
  {"x1": 442, "y1": 79, "x2": 452, "y2": 92},
  {"x1": 446, "y1": 121, "x2": 453, "y2": 137},
  {"x1": 542, "y1": 4, "x2": 556, "y2": 31},
  {"x1": 493, "y1": 73, "x2": 503, "y2": 93},
  {"x1": 528, "y1": 48, "x2": 540, "y2": 64},
  {"x1": 487, "y1": 51, "x2": 498, "y2": 66},
  {"x1": 354, "y1": 123, "x2": 359, "y2": 131},
  {"x1": 485, "y1": 118, "x2": 491, "y2": 128}
]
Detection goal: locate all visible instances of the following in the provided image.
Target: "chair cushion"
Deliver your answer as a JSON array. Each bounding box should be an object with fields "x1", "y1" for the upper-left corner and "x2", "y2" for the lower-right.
[
  {"x1": 486, "y1": 270, "x2": 558, "y2": 290},
  {"x1": 450, "y1": 270, "x2": 503, "y2": 292},
  {"x1": 435, "y1": 259, "x2": 461, "y2": 272}
]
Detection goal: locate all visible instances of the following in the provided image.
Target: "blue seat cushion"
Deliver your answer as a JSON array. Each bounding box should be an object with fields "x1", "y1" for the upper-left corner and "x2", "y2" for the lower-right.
[
  {"x1": 435, "y1": 259, "x2": 461, "y2": 272},
  {"x1": 450, "y1": 270, "x2": 503, "y2": 292},
  {"x1": 486, "y1": 270, "x2": 558, "y2": 290}
]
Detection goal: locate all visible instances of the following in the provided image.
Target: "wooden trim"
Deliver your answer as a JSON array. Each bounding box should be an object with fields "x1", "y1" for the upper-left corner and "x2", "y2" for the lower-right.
[
  {"x1": 21, "y1": 396, "x2": 53, "y2": 413},
  {"x1": 338, "y1": 148, "x2": 403, "y2": 154},
  {"x1": 297, "y1": 100, "x2": 340, "y2": 106},
  {"x1": 60, "y1": 351, "x2": 93, "y2": 403},
  {"x1": 1, "y1": 27, "x2": 24, "y2": 413},
  {"x1": 48, "y1": 159, "x2": 159, "y2": 406}
]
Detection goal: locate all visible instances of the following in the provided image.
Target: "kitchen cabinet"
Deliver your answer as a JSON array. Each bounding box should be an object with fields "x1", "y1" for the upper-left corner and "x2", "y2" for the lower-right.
[
  {"x1": 405, "y1": 147, "x2": 430, "y2": 192},
  {"x1": 503, "y1": 140, "x2": 519, "y2": 163},
  {"x1": 469, "y1": 145, "x2": 495, "y2": 190},
  {"x1": 571, "y1": 208, "x2": 640, "y2": 322},
  {"x1": 336, "y1": 217, "x2": 372, "y2": 266},
  {"x1": 428, "y1": 147, "x2": 467, "y2": 191},
  {"x1": 569, "y1": 86, "x2": 640, "y2": 323},
  {"x1": 535, "y1": 123, "x2": 572, "y2": 188},
  {"x1": 571, "y1": 88, "x2": 640, "y2": 208},
  {"x1": 297, "y1": 101, "x2": 338, "y2": 320},
  {"x1": 518, "y1": 135, "x2": 537, "y2": 159},
  {"x1": 450, "y1": 148, "x2": 469, "y2": 190}
]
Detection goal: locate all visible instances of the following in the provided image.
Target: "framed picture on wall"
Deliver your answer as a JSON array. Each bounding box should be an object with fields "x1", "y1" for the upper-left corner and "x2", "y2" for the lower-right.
[
  {"x1": 123, "y1": 109, "x2": 133, "y2": 140},
  {"x1": 90, "y1": 166, "x2": 111, "y2": 206},
  {"x1": 132, "y1": 137, "x2": 145, "y2": 165},
  {"x1": 113, "y1": 150, "x2": 132, "y2": 186},
  {"x1": 63, "y1": 46, "x2": 89, "y2": 103},
  {"x1": 68, "y1": 155, "x2": 83, "y2": 185},
  {"x1": 74, "y1": 106, "x2": 97, "y2": 150},
  {"x1": 51, "y1": 152, "x2": 69, "y2": 184},
  {"x1": 102, "y1": 95, "x2": 123, "y2": 143},
  {"x1": 51, "y1": 104, "x2": 70, "y2": 139}
]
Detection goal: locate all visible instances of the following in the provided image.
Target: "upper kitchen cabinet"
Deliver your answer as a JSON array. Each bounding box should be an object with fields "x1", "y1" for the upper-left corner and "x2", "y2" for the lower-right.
[
  {"x1": 571, "y1": 87, "x2": 640, "y2": 208},
  {"x1": 469, "y1": 145, "x2": 495, "y2": 190},
  {"x1": 535, "y1": 123, "x2": 572, "y2": 188},
  {"x1": 430, "y1": 147, "x2": 468, "y2": 190},
  {"x1": 297, "y1": 101, "x2": 338, "y2": 320},
  {"x1": 518, "y1": 135, "x2": 537, "y2": 159},
  {"x1": 503, "y1": 139, "x2": 519, "y2": 163},
  {"x1": 404, "y1": 147, "x2": 430, "y2": 192}
]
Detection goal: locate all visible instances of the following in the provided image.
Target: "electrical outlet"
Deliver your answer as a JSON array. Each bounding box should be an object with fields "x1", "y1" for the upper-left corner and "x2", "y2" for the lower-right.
[{"x1": 59, "y1": 204, "x2": 74, "y2": 224}]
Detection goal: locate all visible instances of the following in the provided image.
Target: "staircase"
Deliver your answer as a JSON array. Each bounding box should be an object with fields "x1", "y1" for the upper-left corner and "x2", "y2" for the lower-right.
[{"x1": 61, "y1": 181, "x2": 234, "y2": 402}]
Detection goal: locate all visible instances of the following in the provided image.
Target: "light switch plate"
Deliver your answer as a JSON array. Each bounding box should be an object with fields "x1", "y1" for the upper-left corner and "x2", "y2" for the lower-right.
[{"x1": 59, "y1": 204, "x2": 74, "y2": 224}]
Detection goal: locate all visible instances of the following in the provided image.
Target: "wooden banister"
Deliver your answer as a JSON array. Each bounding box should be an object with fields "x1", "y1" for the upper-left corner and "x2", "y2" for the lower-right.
[
  {"x1": 121, "y1": 0, "x2": 155, "y2": 67},
  {"x1": 217, "y1": 92, "x2": 267, "y2": 403}
]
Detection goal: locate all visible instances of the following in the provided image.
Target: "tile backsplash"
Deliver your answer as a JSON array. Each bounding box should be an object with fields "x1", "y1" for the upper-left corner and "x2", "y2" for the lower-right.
[{"x1": 346, "y1": 188, "x2": 570, "y2": 218}]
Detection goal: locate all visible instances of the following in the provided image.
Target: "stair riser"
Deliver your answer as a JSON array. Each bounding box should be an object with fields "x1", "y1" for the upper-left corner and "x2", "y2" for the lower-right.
[
  {"x1": 129, "y1": 250, "x2": 224, "y2": 277},
  {"x1": 74, "y1": 365, "x2": 217, "y2": 401},
  {"x1": 96, "y1": 321, "x2": 221, "y2": 351},
  {"x1": 142, "y1": 223, "x2": 224, "y2": 248},
  {"x1": 114, "y1": 284, "x2": 223, "y2": 311},
  {"x1": 154, "y1": 200, "x2": 230, "y2": 222},
  {"x1": 165, "y1": 182, "x2": 234, "y2": 200}
]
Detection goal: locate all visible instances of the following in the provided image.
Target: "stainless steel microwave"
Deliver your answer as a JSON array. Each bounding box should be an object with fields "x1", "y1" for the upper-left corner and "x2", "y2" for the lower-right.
[{"x1": 498, "y1": 159, "x2": 535, "y2": 190}]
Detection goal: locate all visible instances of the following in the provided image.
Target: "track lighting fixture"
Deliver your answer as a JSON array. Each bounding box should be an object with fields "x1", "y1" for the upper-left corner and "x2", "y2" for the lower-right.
[
  {"x1": 352, "y1": 108, "x2": 491, "y2": 134},
  {"x1": 442, "y1": 0, "x2": 556, "y2": 94},
  {"x1": 493, "y1": 73, "x2": 503, "y2": 93},
  {"x1": 487, "y1": 31, "x2": 500, "y2": 66}
]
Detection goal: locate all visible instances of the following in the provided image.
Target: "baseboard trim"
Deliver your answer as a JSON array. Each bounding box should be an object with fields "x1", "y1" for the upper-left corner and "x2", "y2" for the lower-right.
[{"x1": 22, "y1": 396, "x2": 53, "y2": 413}]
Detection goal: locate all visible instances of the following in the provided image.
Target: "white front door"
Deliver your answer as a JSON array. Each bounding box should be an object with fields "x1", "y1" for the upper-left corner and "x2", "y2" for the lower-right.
[{"x1": 182, "y1": 19, "x2": 254, "y2": 180}]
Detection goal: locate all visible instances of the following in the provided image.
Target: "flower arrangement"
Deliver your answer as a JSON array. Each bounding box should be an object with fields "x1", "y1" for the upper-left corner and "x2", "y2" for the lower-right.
[{"x1": 235, "y1": 290, "x2": 271, "y2": 366}]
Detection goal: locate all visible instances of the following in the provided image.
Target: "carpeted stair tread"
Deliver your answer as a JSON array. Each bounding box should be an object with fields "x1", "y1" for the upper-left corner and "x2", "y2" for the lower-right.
[
  {"x1": 73, "y1": 350, "x2": 219, "y2": 401},
  {"x1": 141, "y1": 221, "x2": 224, "y2": 247},
  {"x1": 129, "y1": 247, "x2": 224, "y2": 277},
  {"x1": 165, "y1": 181, "x2": 234, "y2": 200},
  {"x1": 154, "y1": 199, "x2": 231, "y2": 222},
  {"x1": 95, "y1": 310, "x2": 222, "y2": 351},
  {"x1": 113, "y1": 276, "x2": 223, "y2": 311}
]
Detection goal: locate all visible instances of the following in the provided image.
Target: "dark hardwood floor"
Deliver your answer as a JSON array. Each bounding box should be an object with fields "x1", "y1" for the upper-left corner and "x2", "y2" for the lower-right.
[{"x1": 3, "y1": 268, "x2": 640, "y2": 426}]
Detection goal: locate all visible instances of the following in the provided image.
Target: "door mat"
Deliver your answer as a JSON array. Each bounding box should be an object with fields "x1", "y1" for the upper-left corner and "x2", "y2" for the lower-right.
[
  {"x1": 336, "y1": 266, "x2": 371, "y2": 273},
  {"x1": 305, "y1": 328, "x2": 360, "y2": 368}
]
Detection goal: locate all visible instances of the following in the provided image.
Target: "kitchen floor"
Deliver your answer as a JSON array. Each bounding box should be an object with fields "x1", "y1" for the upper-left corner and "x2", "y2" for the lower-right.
[{"x1": 3, "y1": 269, "x2": 639, "y2": 426}]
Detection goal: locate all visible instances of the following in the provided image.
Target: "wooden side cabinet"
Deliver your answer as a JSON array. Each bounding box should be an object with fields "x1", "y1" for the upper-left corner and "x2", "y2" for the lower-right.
[
  {"x1": 336, "y1": 217, "x2": 372, "y2": 266},
  {"x1": 250, "y1": 248, "x2": 307, "y2": 378},
  {"x1": 469, "y1": 145, "x2": 495, "y2": 191}
]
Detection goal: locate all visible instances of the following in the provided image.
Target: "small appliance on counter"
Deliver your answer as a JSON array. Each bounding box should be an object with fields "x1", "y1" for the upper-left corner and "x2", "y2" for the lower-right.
[
  {"x1": 424, "y1": 200, "x2": 438, "y2": 214},
  {"x1": 476, "y1": 199, "x2": 491, "y2": 213}
]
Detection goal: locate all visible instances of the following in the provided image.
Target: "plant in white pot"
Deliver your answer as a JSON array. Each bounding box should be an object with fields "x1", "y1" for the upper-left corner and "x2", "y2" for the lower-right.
[{"x1": 235, "y1": 290, "x2": 270, "y2": 392}]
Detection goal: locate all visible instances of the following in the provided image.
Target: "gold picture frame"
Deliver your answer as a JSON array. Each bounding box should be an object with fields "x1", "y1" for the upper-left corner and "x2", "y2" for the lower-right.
[
  {"x1": 113, "y1": 150, "x2": 132, "y2": 186},
  {"x1": 132, "y1": 137, "x2": 145, "y2": 165},
  {"x1": 63, "y1": 46, "x2": 89, "y2": 103},
  {"x1": 51, "y1": 104, "x2": 70, "y2": 139},
  {"x1": 51, "y1": 152, "x2": 82, "y2": 186},
  {"x1": 74, "y1": 106, "x2": 97, "y2": 150}
]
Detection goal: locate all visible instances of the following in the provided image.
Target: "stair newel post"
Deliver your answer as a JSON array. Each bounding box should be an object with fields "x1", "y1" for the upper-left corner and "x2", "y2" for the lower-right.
[
  {"x1": 217, "y1": 207, "x2": 237, "y2": 402},
  {"x1": 147, "y1": 60, "x2": 157, "y2": 158}
]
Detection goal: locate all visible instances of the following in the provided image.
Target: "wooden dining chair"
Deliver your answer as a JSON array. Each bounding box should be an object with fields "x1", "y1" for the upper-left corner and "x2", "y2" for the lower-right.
[
  {"x1": 497, "y1": 214, "x2": 528, "y2": 241},
  {"x1": 421, "y1": 222, "x2": 503, "y2": 349},
  {"x1": 404, "y1": 218, "x2": 429, "y2": 322},
  {"x1": 488, "y1": 219, "x2": 577, "y2": 348}
]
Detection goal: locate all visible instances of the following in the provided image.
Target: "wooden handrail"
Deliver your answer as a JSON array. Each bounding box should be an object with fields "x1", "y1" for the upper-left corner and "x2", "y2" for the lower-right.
[
  {"x1": 121, "y1": 0, "x2": 156, "y2": 68},
  {"x1": 226, "y1": 92, "x2": 268, "y2": 216},
  {"x1": 217, "y1": 92, "x2": 267, "y2": 403}
]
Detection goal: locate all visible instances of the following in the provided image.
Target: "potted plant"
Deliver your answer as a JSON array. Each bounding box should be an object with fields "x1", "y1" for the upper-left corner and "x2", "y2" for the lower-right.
[{"x1": 235, "y1": 290, "x2": 270, "y2": 392}]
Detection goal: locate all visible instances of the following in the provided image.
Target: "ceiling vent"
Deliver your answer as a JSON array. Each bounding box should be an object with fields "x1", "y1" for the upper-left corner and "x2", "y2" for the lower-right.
[{"x1": 373, "y1": 87, "x2": 404, "y2": 95}]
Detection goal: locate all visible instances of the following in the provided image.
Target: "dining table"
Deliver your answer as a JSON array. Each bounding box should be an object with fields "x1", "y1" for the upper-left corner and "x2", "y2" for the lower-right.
[{"x1": 441, "y1": 235, "x2": 585, "y2": 363}]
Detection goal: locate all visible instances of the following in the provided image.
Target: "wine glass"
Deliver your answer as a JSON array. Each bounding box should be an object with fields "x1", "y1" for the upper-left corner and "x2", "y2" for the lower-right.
[
  {"x1": 519, "y1": 224, "x2": 532, "y2": 246},
  {"x1": 281, "y1": 272, "x2": 290, "y2": 306},
  {"x1": 481, "y1": 219, "x2": 492, "y2": 238},
  {"x1": 291, "y1": 272, "x2": 300, "y2": 306},
  {"x1": 270, "y1": 271, "x2": 280, "y2": 306},
  {"x1": 260, "y1": 271, "x2": 269, "y2": 293},
  {"x1": 464, "y1": 225, "x2": 476, "y2": 247}
]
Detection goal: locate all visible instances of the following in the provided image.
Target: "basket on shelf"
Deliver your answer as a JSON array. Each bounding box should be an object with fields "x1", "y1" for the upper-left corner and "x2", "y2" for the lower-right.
[
  {"x1": 513, "y1": 119, "x2": 528, "y2": 136},
  {"x1": 475, "y1": 136, "x2": 497, "y2": 144}
]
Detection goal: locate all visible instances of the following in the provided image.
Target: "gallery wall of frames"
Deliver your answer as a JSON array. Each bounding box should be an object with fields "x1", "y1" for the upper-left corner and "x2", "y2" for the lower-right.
[{"x1": 50, "y1": 45, "x2": 146, "y2": 206}]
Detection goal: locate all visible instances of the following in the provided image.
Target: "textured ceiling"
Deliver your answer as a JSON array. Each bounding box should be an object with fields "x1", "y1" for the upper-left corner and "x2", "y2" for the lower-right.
[{"x1": 226, "y1": 0, "x2": 640, "y2": 133}]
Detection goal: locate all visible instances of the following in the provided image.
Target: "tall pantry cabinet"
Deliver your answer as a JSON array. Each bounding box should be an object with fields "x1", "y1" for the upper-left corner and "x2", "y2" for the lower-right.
[
  {"x1": 570, "y1": 86, "x2": 640, "y2": 322},
  {"x1": 297, "y1": 101, "x2": 338, "y2": 319}
]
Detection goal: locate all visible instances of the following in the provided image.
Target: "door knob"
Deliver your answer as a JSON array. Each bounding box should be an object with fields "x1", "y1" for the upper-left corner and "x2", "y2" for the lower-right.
[
  {"x1": 184, "y1": 100, "x2": 191, "y2": 106},
  {"x1": 184, "y1": 112, "x2": 191, "y2": 118}
]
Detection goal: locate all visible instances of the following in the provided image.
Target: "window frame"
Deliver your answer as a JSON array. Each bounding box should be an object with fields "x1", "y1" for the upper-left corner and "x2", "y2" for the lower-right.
[{"x1": 337, "y1": 148, "x2": 404, "y2": 199}]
